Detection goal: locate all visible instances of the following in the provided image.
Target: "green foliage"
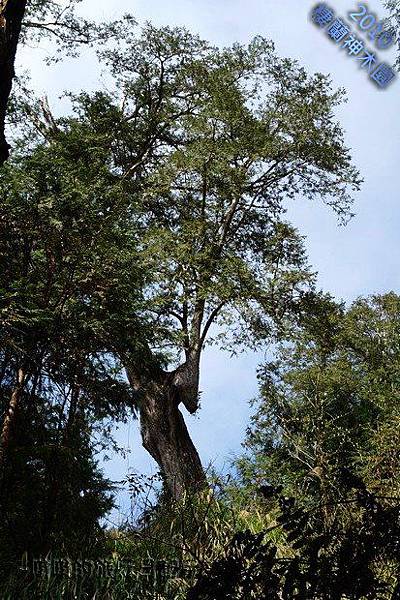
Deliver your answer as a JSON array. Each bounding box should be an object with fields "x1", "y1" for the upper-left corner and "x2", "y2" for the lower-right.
[
  {"x1": 0, "y1": 389, "x2": 114, "y2": 565},
  {"x1": 3, "y1": 19, "x2": 363, "y2": 503},
  {"x1": 186, "y1": 479, "x2": 400, "y2": 599},
  {"x1": 15, "y1": 21, "x2": 362, "y2": 364},
  {"x1": 3, "y1": 15, "x2": 390, "y2": 600},
  {"x1": 240, "y1": 292, "x2": 400, "y2": 505},
  {"x1": 224, "y1": 292, "x2": 400, "y2": 597},
  {"x1": 0, "y1": 111, "x2": 147, "y2": 565}
]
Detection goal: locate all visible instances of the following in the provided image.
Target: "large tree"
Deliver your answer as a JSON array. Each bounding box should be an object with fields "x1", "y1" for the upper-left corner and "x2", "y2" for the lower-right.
[
  {"x1": 95, "y1": 24, "x2": 360, "y2": 498},
  {"x1": 10, "y1": 22, "x2": 361, "y2": 500}
]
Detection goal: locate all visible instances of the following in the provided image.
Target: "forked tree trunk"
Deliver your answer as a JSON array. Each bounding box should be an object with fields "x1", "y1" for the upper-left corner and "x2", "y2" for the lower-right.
[
  {"x1": 139, "y1": 381, "x2": 206, "y2": 499},
  {"x1": 126, "y1": 353, "x2": 207, "y2": 500}
]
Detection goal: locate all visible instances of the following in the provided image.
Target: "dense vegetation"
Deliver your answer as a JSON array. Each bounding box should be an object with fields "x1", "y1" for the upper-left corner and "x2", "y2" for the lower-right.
[{"x1": 0, "y1": 2, "x2": 399, "y2": 598}]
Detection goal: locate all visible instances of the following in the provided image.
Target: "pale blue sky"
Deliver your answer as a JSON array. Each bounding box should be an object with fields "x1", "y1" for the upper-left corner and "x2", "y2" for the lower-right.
[{"x1": 18, "y1": 1, "x2": 400, "y2": 517}]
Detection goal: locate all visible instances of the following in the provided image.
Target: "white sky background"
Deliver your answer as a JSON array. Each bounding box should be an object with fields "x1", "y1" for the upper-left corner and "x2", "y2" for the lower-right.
[{"x1": 17, "y1": 1, "x2": 400, "y2": 519}]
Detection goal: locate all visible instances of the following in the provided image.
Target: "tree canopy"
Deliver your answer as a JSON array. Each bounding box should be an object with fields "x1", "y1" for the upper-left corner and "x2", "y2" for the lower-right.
[
  {"x1": 8, "y1": 21, "x2": 362, "y2": 496},
  {"x1": 240, "y1": 291, "x2": 400, "y2": 511}
]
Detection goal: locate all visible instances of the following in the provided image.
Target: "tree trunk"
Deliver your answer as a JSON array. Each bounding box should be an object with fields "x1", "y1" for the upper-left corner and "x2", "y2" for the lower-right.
[
  {"x1": 139, "y1": 380, "x2": 207, "y2": 500},
  {"x1": 126, "y1": 349, "x2": 207, "y2": 500},
  {"x1": 0, "y1": 366, "x2": 26, "y2": 472},
  {"x1": 0, "y1": 0, "x2": 28, "y2": 165}
]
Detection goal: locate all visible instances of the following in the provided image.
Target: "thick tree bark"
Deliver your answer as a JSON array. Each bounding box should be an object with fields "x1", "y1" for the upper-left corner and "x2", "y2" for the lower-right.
[
  {"x1": 126, "y1": 353, "x2": 207, "y2": 500},
  {"x1": 140, "y1": 381, "x2": 206, "y2": 499},
  {"x1": 0, "y1": 0, "x2": 28, "y2": 165}
]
